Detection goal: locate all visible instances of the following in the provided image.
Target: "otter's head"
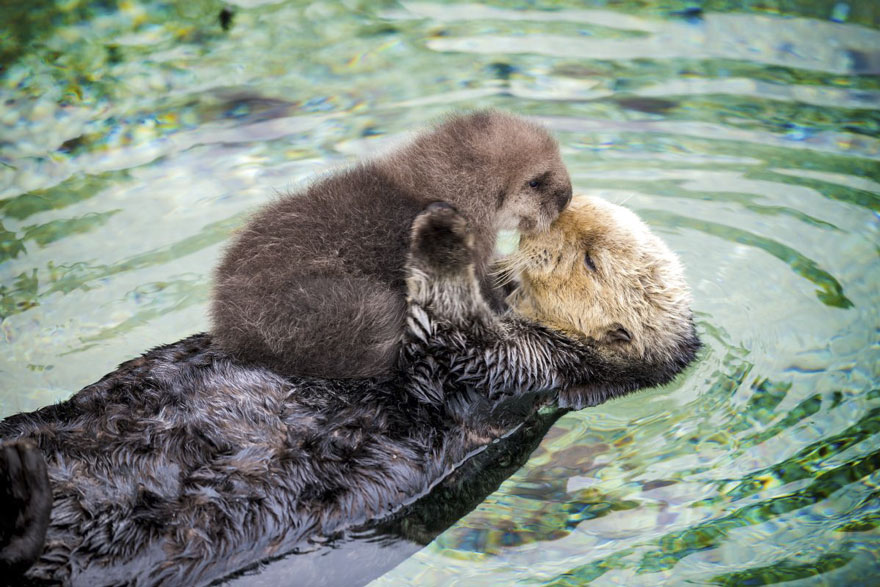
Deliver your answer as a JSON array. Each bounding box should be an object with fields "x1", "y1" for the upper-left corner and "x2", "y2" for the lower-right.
[
  {"x1": 461, "y1": 111, "x2": 572, "y2": 234},
  {"x1": 399, "y1": 111, "x2": 572, "y2": 235},
  {"x1": 504, "y1": 196, "x2": 700, "y2": 395}
]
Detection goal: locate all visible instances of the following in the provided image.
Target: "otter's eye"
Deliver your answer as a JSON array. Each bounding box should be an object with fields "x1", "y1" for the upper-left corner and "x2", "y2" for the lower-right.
[
  {"x1": 584, "y1": 252, "x2": 597, "y2": 271},
  {"x1": 528, "y1": 179, "x2": 541, "y2": 188}
]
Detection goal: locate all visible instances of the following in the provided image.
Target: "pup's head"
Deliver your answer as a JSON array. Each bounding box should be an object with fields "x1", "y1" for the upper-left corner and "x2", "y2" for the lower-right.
[
  {"x1": 504, "y1": 196, "x2": 700, "y2": 392},
  {"x1": 398, "y1": 110, "x2": 572, "y2": 235}
]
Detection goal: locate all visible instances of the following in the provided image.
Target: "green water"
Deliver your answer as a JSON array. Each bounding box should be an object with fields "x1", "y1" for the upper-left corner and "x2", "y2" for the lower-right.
[{"x1": 1, "y1": 1, "x2": 878, "y2": 585}]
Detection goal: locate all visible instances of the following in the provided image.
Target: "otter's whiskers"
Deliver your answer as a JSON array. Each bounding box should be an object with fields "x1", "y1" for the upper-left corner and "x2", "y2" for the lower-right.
[{"x1": 491, "y1": 244, "x2": 542, "y2": 288}]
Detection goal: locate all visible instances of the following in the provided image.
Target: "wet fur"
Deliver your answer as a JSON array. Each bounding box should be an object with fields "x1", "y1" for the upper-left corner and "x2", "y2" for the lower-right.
[
  {"x1": 0, "y1": 204, "x2": 699, "y2": 585},
  {"x1": 0, "y1": 442, "x2": 50, "y2": 577},
  {"x1": 211, "y1": 110, "x2": 572, "y2": 379}
]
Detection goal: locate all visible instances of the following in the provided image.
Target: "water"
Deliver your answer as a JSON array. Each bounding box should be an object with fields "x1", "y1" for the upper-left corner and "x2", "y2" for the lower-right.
[{"x1": 1, "y1": 0, "x2": 878, "y2": 584}]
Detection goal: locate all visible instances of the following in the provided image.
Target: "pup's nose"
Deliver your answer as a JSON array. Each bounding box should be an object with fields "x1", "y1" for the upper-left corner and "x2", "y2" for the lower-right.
[{"x1": 556, "y1": 183, "x2": 572, "y2": 212}]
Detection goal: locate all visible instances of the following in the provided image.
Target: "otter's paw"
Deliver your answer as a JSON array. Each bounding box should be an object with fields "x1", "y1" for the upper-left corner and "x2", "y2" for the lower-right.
[
  {"x1": 0, "y1": 441, "x2": 51, "y2": 575},
  {"x1": 409, "y1": 202, "x2": 475, "y2": 275}
]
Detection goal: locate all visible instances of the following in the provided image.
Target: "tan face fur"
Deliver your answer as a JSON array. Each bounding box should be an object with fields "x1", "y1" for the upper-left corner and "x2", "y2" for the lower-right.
[{"x1": 504, "y1": 196, "x2": 695, "y2": 366}]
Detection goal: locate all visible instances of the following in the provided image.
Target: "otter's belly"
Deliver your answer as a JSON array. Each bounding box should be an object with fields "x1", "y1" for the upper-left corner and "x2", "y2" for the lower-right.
[{"x1": 3, "y1": 336, "x2": 479, "y2": 586}]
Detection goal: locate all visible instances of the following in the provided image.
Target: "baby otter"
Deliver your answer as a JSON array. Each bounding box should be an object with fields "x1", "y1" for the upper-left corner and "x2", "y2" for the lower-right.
[
  {"x1": 0, "y1": 202, "x2": 698, "y2": 586},
  {"x1": 211, "y1": 110, "x2": 572, "y2": 379}
]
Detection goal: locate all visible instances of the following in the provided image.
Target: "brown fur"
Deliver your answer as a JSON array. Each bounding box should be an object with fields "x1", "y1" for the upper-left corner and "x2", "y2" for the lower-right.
[
  {"x1": 503, "y1": 195, "x2": 695, "y2": 373},
  {"x1": 211, "y1": 110, "x2": 571, "y2": 379}
]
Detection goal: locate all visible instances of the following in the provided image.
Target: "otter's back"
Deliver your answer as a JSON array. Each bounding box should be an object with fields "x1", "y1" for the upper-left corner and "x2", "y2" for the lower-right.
[{"x1": 211, "y1": 164, "x2": 426, "y2": 378}]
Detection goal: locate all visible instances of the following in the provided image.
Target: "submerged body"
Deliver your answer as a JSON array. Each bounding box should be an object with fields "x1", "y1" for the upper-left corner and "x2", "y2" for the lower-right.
[
  {"x1": 211, "y1": 110, "x2": 572, "y2": 379},
  {"x1": 1, "y1": 200, "x2": 699, "y2": 585}
]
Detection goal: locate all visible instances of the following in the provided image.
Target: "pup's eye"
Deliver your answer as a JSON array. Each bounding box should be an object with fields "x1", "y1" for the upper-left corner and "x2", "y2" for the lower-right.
[
  {"x1": 528, "y1": 179, "x2": 540, "y2": 188},
  {"x1": 584, "y1": 252, "x2": 597, "y2": 271}
]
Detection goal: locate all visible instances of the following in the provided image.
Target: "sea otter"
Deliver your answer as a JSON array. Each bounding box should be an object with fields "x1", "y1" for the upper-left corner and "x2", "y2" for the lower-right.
[
  {"x1": 211, "y1": 110, "x2": 572, "y2": 379},
  {"x1": 501, "y1": 196, "x2": 697, "y2": 408},
  {"x1": 0, "y1": 199, "x2": 699, "y2": 586}
]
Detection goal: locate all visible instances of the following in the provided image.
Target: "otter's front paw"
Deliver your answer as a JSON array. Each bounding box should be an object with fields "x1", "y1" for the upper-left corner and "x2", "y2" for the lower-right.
[
  {"x1": 0, "y1": 441, "x2": 51, "y2": 575},
  {"x1": 409, "y1": 202, "x2": 475, "y2": 275}
]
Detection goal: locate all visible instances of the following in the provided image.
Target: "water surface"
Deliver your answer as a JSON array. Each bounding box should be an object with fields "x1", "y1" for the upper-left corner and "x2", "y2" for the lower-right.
[{"x1": 1, "y1": 1, "x2": 878, "y2": 585}]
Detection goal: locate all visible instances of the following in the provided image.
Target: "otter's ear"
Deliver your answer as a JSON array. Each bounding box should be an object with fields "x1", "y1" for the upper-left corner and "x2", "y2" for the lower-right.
[{"x1": 602, "y1": 325, "x2": 632, "y2": 344}]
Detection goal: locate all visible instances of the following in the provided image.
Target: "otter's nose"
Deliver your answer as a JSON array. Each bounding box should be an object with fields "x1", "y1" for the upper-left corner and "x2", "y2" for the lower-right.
[{"x1": 556, "y1": 183, "x2": 572, "y2": 212}]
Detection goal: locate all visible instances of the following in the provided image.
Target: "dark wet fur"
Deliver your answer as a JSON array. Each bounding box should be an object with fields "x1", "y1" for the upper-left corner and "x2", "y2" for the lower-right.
[
  {"x1": 211, "y1": 110, "x2": 572, "y2": 379},
  {"x1": 0, "y1": 442, "x2": 50, "y2": 577},
  {"x1": 222, "y1": 407, "x2": 569, "y2": 587},
  {"x1": 0, "y1": 205, "x2": 698, "y2": 586}
]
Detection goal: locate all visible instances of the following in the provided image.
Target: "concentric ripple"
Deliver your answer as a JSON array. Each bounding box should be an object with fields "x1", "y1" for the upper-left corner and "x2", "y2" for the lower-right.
[{"x1": 1, "y1": 1, "x2": 878, "y2": 585}]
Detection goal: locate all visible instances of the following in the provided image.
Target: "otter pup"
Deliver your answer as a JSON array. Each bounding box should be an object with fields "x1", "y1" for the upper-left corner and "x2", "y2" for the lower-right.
[
  {"x1": 0, "y1": 201, "x2": 698, "y2": 586},
  {"x1": 211, "y1": 110, "x2": 572, "y2": 379}
]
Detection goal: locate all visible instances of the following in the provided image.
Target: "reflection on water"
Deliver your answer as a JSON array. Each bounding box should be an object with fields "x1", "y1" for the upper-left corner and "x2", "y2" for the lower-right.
[{"x1": 1, "y1": 0, "x2": 878, "y2": 585}]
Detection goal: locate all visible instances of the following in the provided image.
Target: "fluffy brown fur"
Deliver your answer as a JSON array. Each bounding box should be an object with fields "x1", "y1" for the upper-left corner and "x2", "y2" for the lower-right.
[{"x1": 211, "y1": 110, "x2": 572, "y2": 379}]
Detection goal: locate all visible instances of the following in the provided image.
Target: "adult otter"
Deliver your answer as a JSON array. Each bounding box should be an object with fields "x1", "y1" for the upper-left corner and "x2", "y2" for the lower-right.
[
  {"x1": 501, "y1": 196, "x2": 698, "y2": 407},
  {"x1": 0, "y1": 200, "x2": 699, "y2": 586},
  {"x1": 211, "y1": 110, "x2": 572, "y2": 379}
]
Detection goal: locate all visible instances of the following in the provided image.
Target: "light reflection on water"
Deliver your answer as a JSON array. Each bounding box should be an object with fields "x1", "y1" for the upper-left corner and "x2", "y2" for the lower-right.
[{"x1": 1, "y1": 1, "x2": 878, "y2": 585}]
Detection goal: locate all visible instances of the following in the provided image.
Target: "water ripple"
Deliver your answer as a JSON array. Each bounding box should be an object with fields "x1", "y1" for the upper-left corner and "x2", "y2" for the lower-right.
[
  {"x1": 1, "y1": 1, "x2": 878, "y2": 584},
  {"x1": 421, "y1": 9, "x2": 880, "y2": 75}
]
